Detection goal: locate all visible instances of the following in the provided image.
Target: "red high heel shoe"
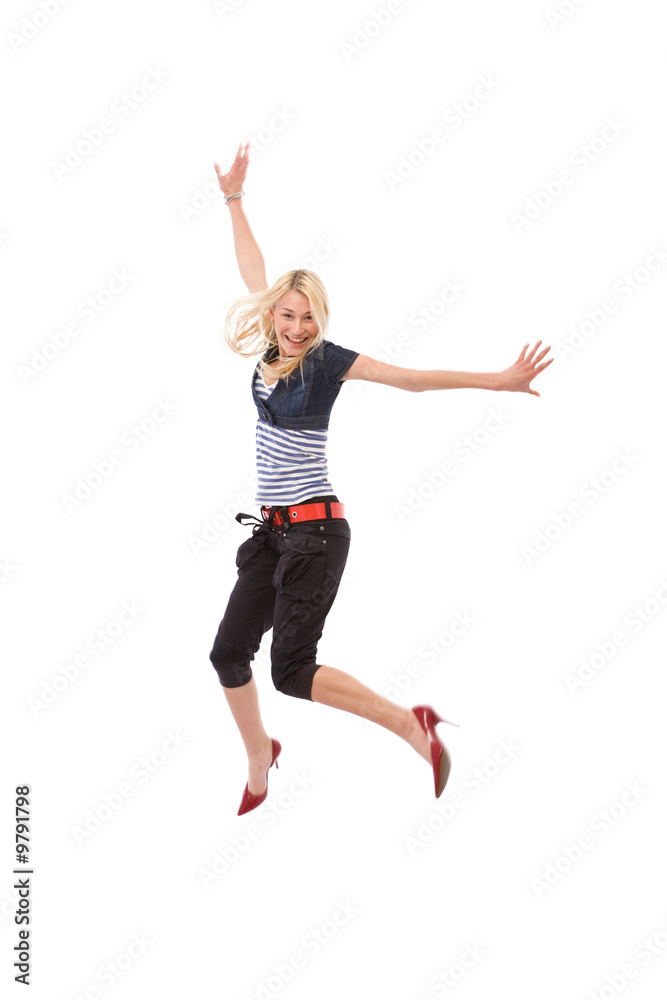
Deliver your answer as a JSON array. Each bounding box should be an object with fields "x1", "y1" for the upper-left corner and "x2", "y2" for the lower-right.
[
  {"x1": 237, "y1": 738, "x2": 282, "y2": 816},
  {"x1": 412, "y1": 706, "x2": 460, "y2": 798}
]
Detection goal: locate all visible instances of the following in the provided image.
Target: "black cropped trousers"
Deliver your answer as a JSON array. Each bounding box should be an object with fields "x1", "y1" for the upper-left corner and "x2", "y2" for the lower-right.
[{"x1": 208, "y1": 495, "x2": 351, "y2": 701}]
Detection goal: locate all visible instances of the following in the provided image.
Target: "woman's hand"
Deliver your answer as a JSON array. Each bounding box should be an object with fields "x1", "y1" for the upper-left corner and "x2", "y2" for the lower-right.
[
  {"x1": 214, "y1": 141, "x2": 250, "y2": 198},
  {"x1": 496, "y1": 341, "x2": 554, "y2": 396}
]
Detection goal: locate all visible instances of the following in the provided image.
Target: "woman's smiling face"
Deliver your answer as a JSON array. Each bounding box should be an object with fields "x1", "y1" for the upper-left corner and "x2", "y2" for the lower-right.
[{"x1": 269, "y1": 291, "x2": 319, "y2": 358}]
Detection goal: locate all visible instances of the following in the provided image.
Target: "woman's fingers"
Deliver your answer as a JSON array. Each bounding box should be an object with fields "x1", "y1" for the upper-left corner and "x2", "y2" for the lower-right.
[
  {"x1": 215, "y1": 141, "x2": 249, "y2": 176},
  {"x1": 534, "y1": 345, "x2": 551, "y2": 363},
  {"x1": 520, "y1": 341, "x2": 553, "y2": 371},
  {"x1": 213, "y1": 141, "x2": 251, "y2": 193},
  {"x1": 525, "y1": 339, "x2": 542, "y2": 362}
]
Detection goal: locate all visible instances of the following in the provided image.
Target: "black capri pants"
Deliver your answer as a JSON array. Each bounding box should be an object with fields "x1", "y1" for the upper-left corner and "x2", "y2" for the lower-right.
[{"x1": 208, "y1": 495, "x2": 351, "y2": 701}]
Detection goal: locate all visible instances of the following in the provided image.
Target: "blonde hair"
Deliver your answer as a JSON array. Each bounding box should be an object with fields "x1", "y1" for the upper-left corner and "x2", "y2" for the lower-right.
[{"x1": 223, "y1": 269, "x2": 330, "y2": 383}]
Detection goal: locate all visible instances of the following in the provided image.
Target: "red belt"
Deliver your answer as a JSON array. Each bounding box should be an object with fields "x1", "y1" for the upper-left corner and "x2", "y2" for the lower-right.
[{"x1": 261, "y1": 501, "x2": 345, "y2": 526}]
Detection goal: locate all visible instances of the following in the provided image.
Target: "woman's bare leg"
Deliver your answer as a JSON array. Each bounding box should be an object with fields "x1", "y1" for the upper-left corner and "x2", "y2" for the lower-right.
[
  {"x1": 223, "y1": 677, "x2": 275, "y2": 795},
  {"x1": 224, "y1": 666, "x2": 447, "y2": 793},
  {"x1": 310, "y1": 665, "x2": 434, "y2": 763}
]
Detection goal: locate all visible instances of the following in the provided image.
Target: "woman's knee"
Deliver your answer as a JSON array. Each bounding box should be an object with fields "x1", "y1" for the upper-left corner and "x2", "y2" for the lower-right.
[
  {"x1": 210, "y1": 639, "x2": 253, "y2": 688},
  {"x1": 271, "y1": 658, "x2": 320, "y2": 701}
]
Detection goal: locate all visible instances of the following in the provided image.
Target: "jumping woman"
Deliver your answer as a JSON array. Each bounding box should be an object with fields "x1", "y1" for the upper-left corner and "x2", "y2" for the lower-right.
[{"x1": 210, "y1": 141, "x2": 553, "y2": 816}]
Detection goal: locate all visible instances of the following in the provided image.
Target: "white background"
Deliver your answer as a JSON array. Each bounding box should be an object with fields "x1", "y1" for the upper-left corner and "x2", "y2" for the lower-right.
[{"x1": 2, "y1": 1, "x2": 667, "y2": 998}]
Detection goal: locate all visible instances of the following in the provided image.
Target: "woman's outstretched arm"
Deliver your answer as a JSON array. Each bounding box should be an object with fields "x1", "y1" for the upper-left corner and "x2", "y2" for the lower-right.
[
  {"x1": 342, "y1": 341, "x2": 553, "y2": 397},
  {"x1": 214, "y1": 142, "x2": 268, "y2": 293}
]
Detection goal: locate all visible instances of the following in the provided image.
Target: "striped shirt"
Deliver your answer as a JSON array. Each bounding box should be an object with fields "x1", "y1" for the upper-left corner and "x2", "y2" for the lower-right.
[{"x1": 253, "y1": 368, "x2": 334, "y2": 504}]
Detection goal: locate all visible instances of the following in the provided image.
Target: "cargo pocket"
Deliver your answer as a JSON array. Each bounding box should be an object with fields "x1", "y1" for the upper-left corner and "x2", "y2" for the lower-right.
[
  {"x1": 272, "y1": 530, "x2": 327, "y2": 601},
  {"x1": 235, "y1": 531, "x2": 265, "y2": 573}
]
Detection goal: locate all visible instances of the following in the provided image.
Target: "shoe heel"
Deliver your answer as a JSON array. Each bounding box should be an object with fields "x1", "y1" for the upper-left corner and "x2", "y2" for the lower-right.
[{"x1": 432, "y1": 711, "x2": 460, "y2": 729}]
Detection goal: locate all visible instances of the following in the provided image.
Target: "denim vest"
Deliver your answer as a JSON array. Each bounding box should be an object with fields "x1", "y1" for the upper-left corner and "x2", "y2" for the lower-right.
[{"x1": 251, "y1": 339, "x2": 360, "y2": 431}]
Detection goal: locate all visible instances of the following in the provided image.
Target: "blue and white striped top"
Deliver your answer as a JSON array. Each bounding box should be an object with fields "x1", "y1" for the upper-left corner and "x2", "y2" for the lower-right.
[{"x1": 253, "y1": 368, "x2": 334, "y2": 504}]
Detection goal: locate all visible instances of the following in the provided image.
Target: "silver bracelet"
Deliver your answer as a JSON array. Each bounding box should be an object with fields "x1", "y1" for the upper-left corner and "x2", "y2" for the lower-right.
[{"x1": 223, "y1": 189, "x2": 244, "y2": 205}]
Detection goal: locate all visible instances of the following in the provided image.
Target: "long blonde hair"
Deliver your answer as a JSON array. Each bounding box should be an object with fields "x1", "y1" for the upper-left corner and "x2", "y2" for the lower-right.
[{"x1": 223, "y1": 269, "x2": 330, "y2": 383}]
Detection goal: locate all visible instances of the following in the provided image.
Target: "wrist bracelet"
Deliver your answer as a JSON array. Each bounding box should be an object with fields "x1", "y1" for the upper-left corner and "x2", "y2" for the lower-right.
[{"x1": 224, "y1": 189, "x2": 244, "y2": 205}]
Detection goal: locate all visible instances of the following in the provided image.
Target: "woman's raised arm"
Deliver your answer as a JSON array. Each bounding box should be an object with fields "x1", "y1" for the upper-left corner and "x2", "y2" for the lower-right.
[{"x1": 214, "y1": 142, "x2": 268, "y2": 293}]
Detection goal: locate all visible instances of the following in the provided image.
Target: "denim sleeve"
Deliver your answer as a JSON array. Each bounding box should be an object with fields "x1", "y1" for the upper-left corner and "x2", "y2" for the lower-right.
[{"x1": 321, "y1": 339, "x2": 360, "y2": 385}]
